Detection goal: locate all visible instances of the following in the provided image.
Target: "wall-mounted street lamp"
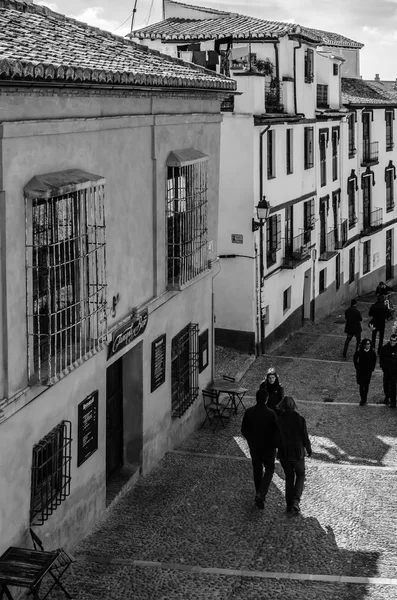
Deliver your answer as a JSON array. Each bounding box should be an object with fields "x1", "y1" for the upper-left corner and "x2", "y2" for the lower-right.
[{"x1": 252, "y1": 196, "x2": 272, "y2": 232}]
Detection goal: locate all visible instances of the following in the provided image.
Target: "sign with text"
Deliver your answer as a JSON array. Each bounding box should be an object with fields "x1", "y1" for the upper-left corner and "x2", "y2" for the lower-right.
[
  {"x1": 77, "y1": 390, "x2": 99, "y2": 467},
  {"x1": 231, "y1": 234, "x2": 243, "y2": 244},
  {"x1": 108, "y1": 309, "x2": 148, "y2": 359},
  {"x1": 151, "y1": 334, "x2": 166, "y2": 392}
]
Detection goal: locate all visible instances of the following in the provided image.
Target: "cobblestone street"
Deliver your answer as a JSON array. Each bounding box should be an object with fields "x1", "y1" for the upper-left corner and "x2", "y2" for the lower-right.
[{"x1": 54, "y1": 292, "x2": 397, "y2": 599}]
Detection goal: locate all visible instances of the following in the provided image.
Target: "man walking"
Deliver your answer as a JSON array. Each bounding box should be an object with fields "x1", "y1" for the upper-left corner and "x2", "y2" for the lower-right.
[
  {"x1": 369, "y1": 296, "x2": 392, "y2": 354},
  {"x1": 343, "y1": 298, "x2": 362, "y2": 358},
  {"x1": 379, "y1": 334, "x2": 397, "y2": 408},
  {"x1": 241, "y1": 389, "x2": 279, "y2": 509}
]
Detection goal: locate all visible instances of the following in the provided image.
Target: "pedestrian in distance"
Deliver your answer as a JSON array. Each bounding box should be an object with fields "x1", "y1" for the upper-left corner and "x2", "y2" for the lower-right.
[
  {"x1": 379, "y1": 333, "x2": 397, "y2": 408},
  {"x1": 343, "y1": 298, "x2": 362, "y2": 358},
  {"x1": 353, "y1": 338, "x2": 377, "y2": 406},
  {"x1": 368, "y1": 296, "x2": 392, "y2": 354},
  {"x1": 375, "y1": 281, "x2": 393, "y2": 298},
  {"x1": 259, "y1": 367, "x2": 285, "y2": 414},
  {"x1": 276, "y1": 396, "x2": 312, "y2": 514},
  {"x1": 241, "y1": 388, "x2": 279, "y2": 509}
]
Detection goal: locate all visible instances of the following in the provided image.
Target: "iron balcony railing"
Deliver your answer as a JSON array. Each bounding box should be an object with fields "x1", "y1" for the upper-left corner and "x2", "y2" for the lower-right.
[
  {"x1": 362, "y1": 207, "x2": 383, "y2": 232},
  {"x1": 361, "y1": 140, "x2": 379, "y2": 166},
  {"x1": 319, "y1": 228, "x2": 337, "y2": 260},
  {"x1": 335, "y1": 219, "x2": 348, "y2": 249},
  {"x1": 282, "y1": 232, "x2": 311, "y2": 268}
]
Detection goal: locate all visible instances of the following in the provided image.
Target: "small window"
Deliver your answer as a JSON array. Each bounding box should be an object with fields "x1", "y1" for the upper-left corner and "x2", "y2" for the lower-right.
[
  {"x1": 319, "y1": 131, "x2": 327, "y2": 187},
  {"x1": 332, "y1": 127, "x2": 339, "y2": 181},
  {"x1": 286, "y1": 129, "x2": 293, "y2": 175},
  {"x1": 317, "y1": 85, "x2": 329, "y2": 108},
  {"x1": 199, "y1": 329, "x2": 209, "y2": 373},
  {"x1": 349, "y1": 247, "x2": 355, "y2": 283},
  {"x1": 363, "y1": 240, "x2": 371, "y2": 274},
  {"x1": 319, "y1": 269, "x2": 326, "y2": 293},
  {"x1": 267, "y1": 130, "x2": 276, "y2": 179},
  {"x1": 333, "y1": 63, "x2": 338, "y2": 76},
  {"x1": 30, "y1": 420, "x2": 72, "y2": 525},
  {"x1": 304, "y1": 127, "x2": 314, "y2": 169},
  {"x1": 304, "y1": 48, "x2": 314, "y2": 83},
  {"x1": 283, "y1": 287, "x2": 291, "y2": 312},
  {"x1": 336, "y1": 254, "x2": 341, "y2": 290},
  {"x1": 348, "y1": 177, "x2": 357, "y2": 229},
  {"x1": 171, "y1": 323, "x2": 199, "y2": 417}
]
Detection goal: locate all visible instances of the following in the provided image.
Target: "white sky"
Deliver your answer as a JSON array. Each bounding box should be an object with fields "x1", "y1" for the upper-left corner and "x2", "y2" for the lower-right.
[{"x1": 35, "y1": 0, "x2": 397, "y2": 81}]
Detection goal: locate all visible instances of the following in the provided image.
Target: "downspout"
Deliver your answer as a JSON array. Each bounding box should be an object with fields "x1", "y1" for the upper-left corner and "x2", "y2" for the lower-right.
[
  {"x1": 0, "y1": 126, "x2": 8, "y2": 402},
  {"x1": 273, "y1": 41, "x2": 280, "y2": 85},
  {"x1": 293, "y1": 35, "x2": 302, "y2": 115},
  {"x1": 258, "y1": 125, "x2": 271, "y2": 355}
]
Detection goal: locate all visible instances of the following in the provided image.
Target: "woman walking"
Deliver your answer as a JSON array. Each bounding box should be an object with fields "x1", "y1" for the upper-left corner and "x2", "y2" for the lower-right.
[
  {"x1": 259, "y1": 367, "x2": 284, "y2": 414},
  {"x1": 276, "y1": 396, "x2": 312, "y2": 514},
  {"x1": 353, "y1": 338, "x2": 377, "y2": 406}
]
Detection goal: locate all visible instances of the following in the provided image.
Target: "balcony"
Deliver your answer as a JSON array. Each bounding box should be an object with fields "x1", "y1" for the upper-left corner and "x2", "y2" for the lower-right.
[
  {"x1": 361, "y1": 207, "x2": 383, "y2": 234},
  {"x1": 319, "y1": 228, "x2": 337, "y2": 261},
  {"x1": 335, "y1": 219, "x2": 348, "y2": 249},
  {"x1": 361, "y1": 141, "x2": 379, "y2": 166},
  {"x1": 282, "y1": 232, "x2": 311, "y2": 269}
]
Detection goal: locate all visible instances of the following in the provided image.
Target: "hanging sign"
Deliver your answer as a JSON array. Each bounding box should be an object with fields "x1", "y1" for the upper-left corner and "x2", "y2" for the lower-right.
[{"x1": 108, "y1": 309, "x2": 148, "y2": 359}]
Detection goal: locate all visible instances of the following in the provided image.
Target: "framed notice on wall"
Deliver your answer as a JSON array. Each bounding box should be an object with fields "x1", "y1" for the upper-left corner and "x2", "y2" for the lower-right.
[
  {"x1": 199, "y1": 329, "x2": 209, "y2": 373},
  {"x1": 151, "y1": 334, "x2": 166, "y2": 392},
  {"x1": 77, "y1": 390, "x2": 99, "y2": 467}
]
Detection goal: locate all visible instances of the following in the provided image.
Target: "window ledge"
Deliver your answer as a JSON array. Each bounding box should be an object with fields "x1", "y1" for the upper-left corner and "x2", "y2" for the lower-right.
[
  {"x1": 149, "y1": 267, "x2": 216, "y2": 315},
  {"x1": 0, "y1": 385, "x2": 48, "y2": 424}
]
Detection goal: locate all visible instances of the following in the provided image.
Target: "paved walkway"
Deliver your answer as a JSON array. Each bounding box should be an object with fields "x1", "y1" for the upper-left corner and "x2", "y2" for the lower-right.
[{"x1": 51, "y1": 292, "x2": 397, "y2": 600}]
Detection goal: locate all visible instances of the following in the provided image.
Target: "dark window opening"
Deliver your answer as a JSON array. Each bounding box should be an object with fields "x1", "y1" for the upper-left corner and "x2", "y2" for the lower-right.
[{"x1": 171, "y1": 324, "x2": 199, "y2": 417}]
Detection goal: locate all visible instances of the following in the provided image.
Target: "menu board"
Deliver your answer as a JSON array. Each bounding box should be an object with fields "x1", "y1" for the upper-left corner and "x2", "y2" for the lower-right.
[
  {"x1": 77, "y1": 390, "x2": 99, "y2": 467},
  {"x1": 151, "y1": 334, "x2": 166, "y2": 392}
]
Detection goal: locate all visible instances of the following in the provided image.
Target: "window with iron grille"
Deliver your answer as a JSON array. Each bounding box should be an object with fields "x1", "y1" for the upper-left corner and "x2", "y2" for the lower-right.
[
  {"x1": 363, "y1": 240, "x2": 371, "y2": 274},
  {"x1": 30, "y1": 420, "x2": 72, "y2": 525},
  {"x1": 386, "y1": 110, "x2": 394, "y2": 151},
  {"x1": 386, "y1": 165, "x2": 395, "y2": 212},
  {"x1": 317, "y1": 85, "x2": 329, "y2": 108},
  {"x1": 332, "y1": 127, "x2": 339, "y2": 181},
  {"x1": 303, "y1": 198, "x2": 315, "y2": 244},
  {"x1": 266, "y1": 214, "x2": 281, "y2": 268},
  {"x1": 171, "y1": 323, "x2": 199, "y2": 418},
  {"x1": 348, "y1": 177, "x2": 357, "y2": 229},
  {"x1": 267, "y1": 130, "x2": 276, "y2": 178},
  {"x1": 349, "y1": 247, "x2": 355, "y2": 283},
  {"x1": 335, "y1": 253, "x2": 341, "y2": 290},
  {"x1": 25, "y1": 172, "x2": 107, "y2": 386},
  {"x1": 319, "y1": 269, "x2": 326, "y2": 293},
  {"x1": 286, "y1": 128, "x2": 293, "y2": 175},
  {"x1": 304, "y1": 127, "x2": 314, "y2": 169},
  {"x1": 304, "y1": 48, "x2": 314, "y2": 83},
  {"x1": 319, "y1": 131, "x2": 327, "y2": 187},
  {"x1": 348, "y1": 114, "x2": 356, "y2": 158},
  {"x1": 166, "y1": 153, "x2": 208, "y2": 287}
]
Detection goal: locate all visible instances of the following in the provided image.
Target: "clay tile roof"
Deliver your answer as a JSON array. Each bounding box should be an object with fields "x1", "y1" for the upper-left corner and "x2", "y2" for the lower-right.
[
  {"x1": 303, "y1": 27, "x2": 363, "y2": 49},
  {"x1": 341, "y1": 78, "x2": 397, "y2": 106},
  {"x1": 0, "y1": 0, "x2": 236, "y2": 91}
]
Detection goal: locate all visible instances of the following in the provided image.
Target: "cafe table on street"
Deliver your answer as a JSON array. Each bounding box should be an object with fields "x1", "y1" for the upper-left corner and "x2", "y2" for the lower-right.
[{"x1": 206, "y1": 379, "x2": 248, "y2": 414}]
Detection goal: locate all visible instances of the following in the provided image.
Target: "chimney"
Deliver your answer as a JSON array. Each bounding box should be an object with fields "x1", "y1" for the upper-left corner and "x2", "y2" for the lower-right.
[{"x1": 375, "y1": 74, "x2": 380, "y2": 81}]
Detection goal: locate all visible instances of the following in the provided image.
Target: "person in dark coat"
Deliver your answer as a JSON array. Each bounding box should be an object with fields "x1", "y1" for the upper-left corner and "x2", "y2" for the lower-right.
[
  {"x1": 276, "y1": 396, "x2": 312, "y2": 514},
  {"x1": 343, "y1": 298, "x2": 362, "y2": 357},
  {"x1": 376, "y1": 281, "x2": 393, "y2": 298},
  {"x1": 369, "y1": 296, "x2": 392, "y2": 354},
  {"x1": 353, "y1": 338, "x2": 377, "y2": 406},
  {"x1": 259, "y1": 367, "x2": 285, "y2": 414},
  {"x1": 241, "y1": 389, "x2": 279, "y2": 509},
  {"x1": 379, "y1": 333, "x2": 397, "y2": 408}
]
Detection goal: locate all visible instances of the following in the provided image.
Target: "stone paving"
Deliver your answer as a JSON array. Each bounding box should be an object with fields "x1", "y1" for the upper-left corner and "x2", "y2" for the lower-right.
[{"x1": 46, "y1": 291, "x2": 397, "y2": 599}]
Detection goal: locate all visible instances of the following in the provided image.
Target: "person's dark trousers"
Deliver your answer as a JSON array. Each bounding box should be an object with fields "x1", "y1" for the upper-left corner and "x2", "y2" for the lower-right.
[
  {"x1": 250, "y1": 449, "x2": 276, "y2": 499},
  {"x1": 343, "y1": 333, "x2": 361, "y2": 356},
  {"x1": 383, "y1": 372, "x2": 397, "y2": 407},
  {"x1": 372, "y1": 326, "x2": 385, "y2": 353},
  {"x1": 359, "y1": 377, "x2": 371, "y2": 404},
  {"x1": 280, "y1": 458, "x2": 306, "y2": 507}
]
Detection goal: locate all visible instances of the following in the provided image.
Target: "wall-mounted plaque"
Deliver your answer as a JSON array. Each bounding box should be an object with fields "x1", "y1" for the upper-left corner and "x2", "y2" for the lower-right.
[
  {"x1": 151, "y1": 334, "x2": 166, "y2": 392},
  {"x1": 231, "y1": 234, "x2": 243, "y2": 244},
  {"x1": 77, "y1": 390, "x2": 99, "y2": 467}
]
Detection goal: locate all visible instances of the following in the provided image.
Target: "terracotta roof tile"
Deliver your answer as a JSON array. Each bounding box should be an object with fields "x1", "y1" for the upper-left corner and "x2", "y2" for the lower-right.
[
  {"x1": 0, "y1": 0, "x2": 236, "y2": 90},
  {"x1": 341, "y1": 78, "x2": 397, "y2": 106}
]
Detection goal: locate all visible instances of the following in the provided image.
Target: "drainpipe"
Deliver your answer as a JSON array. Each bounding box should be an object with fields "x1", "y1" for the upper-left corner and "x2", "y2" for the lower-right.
[
  {"x1": 258, "y1": 125, "x2": 271, "y2": 354},
  {"x1": 293, "y1": 35, "x2": 302, "y2": 115}
]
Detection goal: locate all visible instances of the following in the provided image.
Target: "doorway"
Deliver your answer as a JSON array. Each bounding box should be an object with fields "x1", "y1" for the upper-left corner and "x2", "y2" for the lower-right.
[{"x1": 106, "y1": 358, "x2": 124, "y2": 480}]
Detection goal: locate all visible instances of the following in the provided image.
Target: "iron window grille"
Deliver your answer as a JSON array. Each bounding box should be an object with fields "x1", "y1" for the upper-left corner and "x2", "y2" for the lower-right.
[
  {"x1": 304, "y1": 198, "x2": 315, "y2": 234},
  {"x1": 266, "y1": 214, "x2": 281, "y2": 268},
  {"x1": 319, "y1": 132, "x2": 327, "y2": 187},
  {"x1": 30, "y1": 420, "x2": 72, "y2": 526},
  {"x1": 386, "y1": 110, "x2": 394, "y2": 151},
  {"x1": 304, "y1": 48, "x2": 314, "y2": 83},
  {"x1": 25, "y1": 173, "x2": 107, "y2": 386},
  {"x1": 363, "y1": 240, "x2": 371, "y2": 275},
  {"x1": 304, "y1": 127, "x2": 314, "y2": 169},
  {"x1": 332, "y1": 128, "x2": 339, "y2": 181},
  {"x1": 317, "y1": 85, "x2": 329, "y2": 108},
  {"x1": 166, "y1": 154, "x2": 208, "y2": 288},
  {"x1": 348, "y1": 174, "x2": 358, "y2": 229},
  {"x1": 348, "y1": 115, "x2": 356, "y2": 158},
  {"x1": 333, "y1": 64, "x2": 339, "y2": 76},
  {"x1": 385, "y1": 161, "x2": 396, "y2": 212},
  {"x1": 171, "y1": 323, "x2": 199, "y2": 418}
]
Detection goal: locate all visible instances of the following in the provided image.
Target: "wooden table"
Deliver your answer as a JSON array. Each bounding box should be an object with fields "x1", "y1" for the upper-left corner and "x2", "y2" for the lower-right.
[
  {"x1": 0, "y1": 547, "x2": 67, "y2": 600},
  {"x1": 207, "y1": 379, "x2": 248, "y2": 414}
]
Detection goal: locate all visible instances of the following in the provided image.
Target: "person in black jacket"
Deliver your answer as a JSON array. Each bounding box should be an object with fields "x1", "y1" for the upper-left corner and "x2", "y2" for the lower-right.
[
  {"x1": 379, "y1": 333, "x2": 397, "y2": 408},
  {"x1": 343, "y1": 298, "x2": 362, "y2": 358},
  {"x1": 276, "y1": 396, "x2": 312, "y2": 514},
  {"x1": 369, "y1": 296, "x2": 392, "y2": 354},
  {"x1": 241, "y1": 389, "x2": 279, "y2": 509},
  {"x1": 376, "y1": 281, "x2": 393, "y2": 298},
  {"x1": 259, "y1": 367, "x2": 284, "y2": 414},
  {"x1": 353, "y1": 338, "x2": 377, "y2": 406}
]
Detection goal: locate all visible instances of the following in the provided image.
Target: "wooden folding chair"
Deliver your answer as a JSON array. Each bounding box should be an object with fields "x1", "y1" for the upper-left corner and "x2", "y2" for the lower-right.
[
  {"x1": 30, "y1": 528, "x2": 74, "y2": 599},
  {"x1": 201, "y1": 389, "x2": 230, "y2": 432}
]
